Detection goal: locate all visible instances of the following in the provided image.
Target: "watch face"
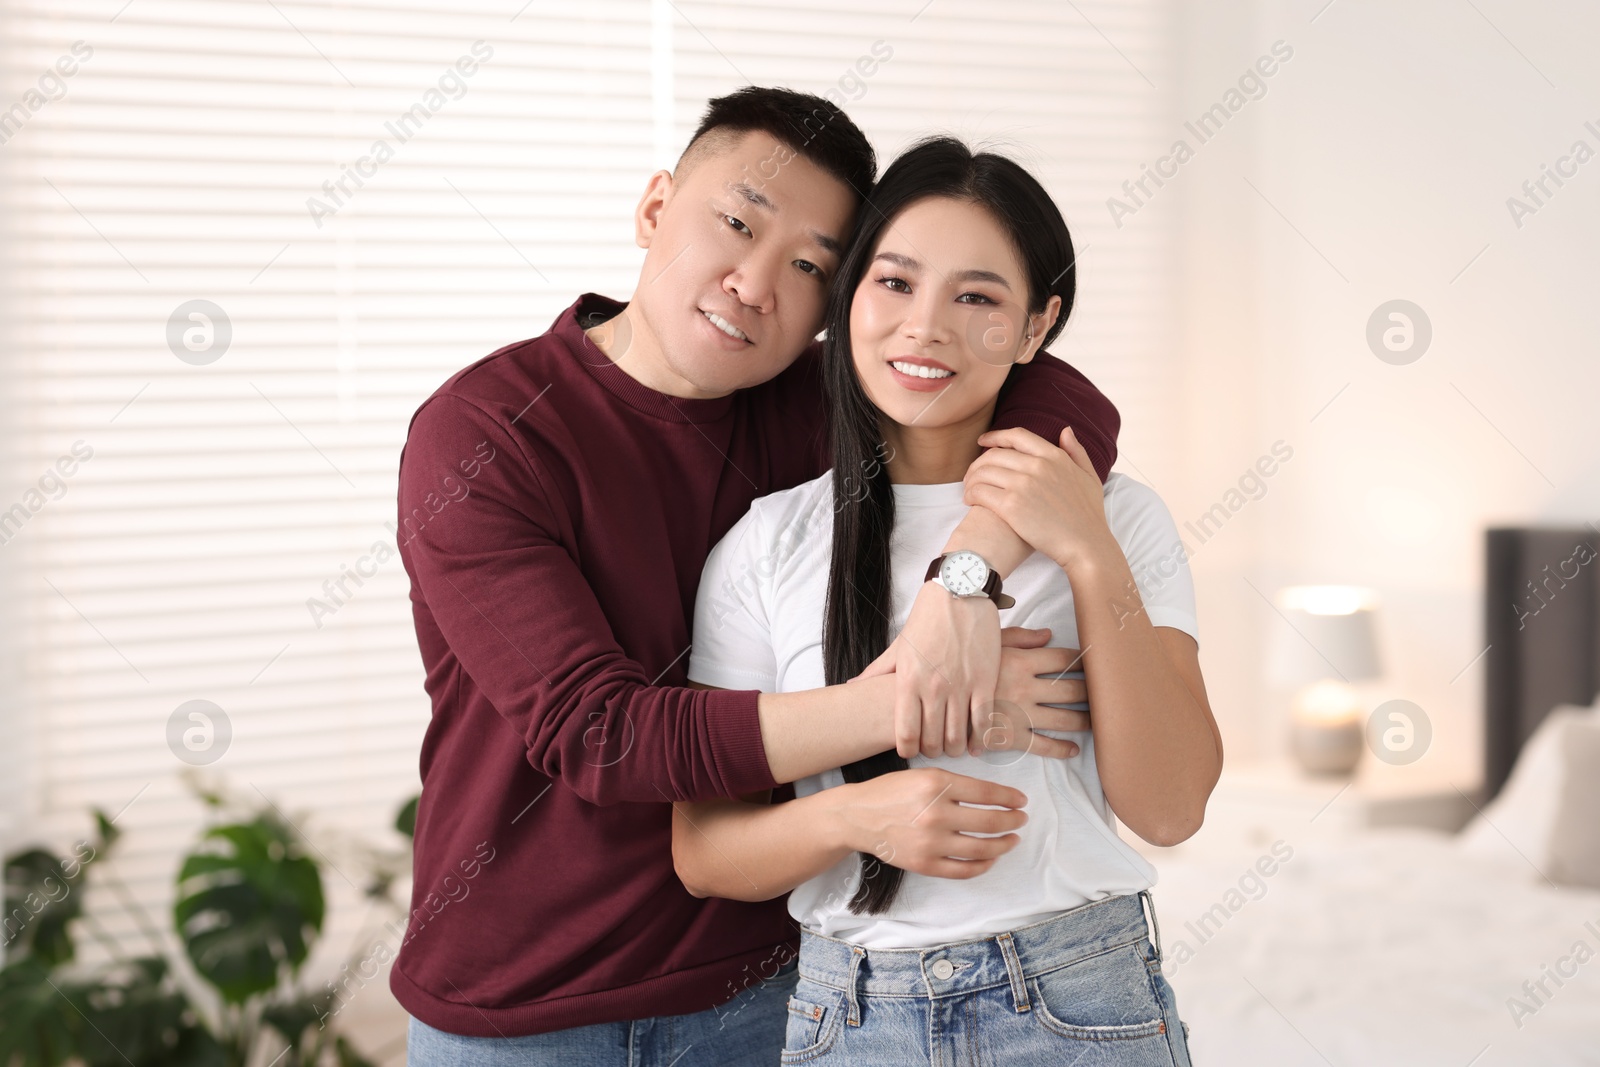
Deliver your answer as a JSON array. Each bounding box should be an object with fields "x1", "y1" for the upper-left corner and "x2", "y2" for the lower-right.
[{"x1": 940, "y1": 550, "x2": 989, "y2": 597}]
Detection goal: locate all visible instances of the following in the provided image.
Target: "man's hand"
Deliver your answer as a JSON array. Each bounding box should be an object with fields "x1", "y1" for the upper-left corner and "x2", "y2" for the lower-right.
[
  {"x1": 826, "y1": 768, "x2": 1029, "y2": 881},
  {"x1": 974, "y1": 626, "x2": 1089, "y2": 759}
]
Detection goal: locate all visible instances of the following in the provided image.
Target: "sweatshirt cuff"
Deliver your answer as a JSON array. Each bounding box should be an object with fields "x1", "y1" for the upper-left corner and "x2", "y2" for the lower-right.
[{"x1": 704, "y1": 686, "x2": 780, "y2": 794}]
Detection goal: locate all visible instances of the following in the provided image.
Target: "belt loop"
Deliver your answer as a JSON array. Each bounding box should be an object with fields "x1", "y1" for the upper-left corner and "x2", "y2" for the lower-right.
[
  {"x1": 1139, "y1": 889, "x2": 1163, "y2": 962},
  {"x1": 845, "y1": 946, "x2": 865, "y2": 1027},
  {"x1": 995, "y1": 932, "x2": 1031, "y2": 1014}
]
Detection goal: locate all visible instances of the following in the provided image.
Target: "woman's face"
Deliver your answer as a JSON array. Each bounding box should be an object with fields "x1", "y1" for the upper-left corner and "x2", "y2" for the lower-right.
[{"x1": 849, "y1": 196, "x2": 1051, "y2": 431}]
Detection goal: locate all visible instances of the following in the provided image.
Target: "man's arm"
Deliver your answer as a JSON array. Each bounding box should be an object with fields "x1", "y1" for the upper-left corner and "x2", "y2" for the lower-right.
[
  {"x1": 672, "y1": 771, "x2": 1030, "y2": 901},
  {"x1": 401, "y1": 395, "x2": 924, "y2": 806},
  {"x1": 991, "y1": 352, "x2": 1119, "y2": 484}
]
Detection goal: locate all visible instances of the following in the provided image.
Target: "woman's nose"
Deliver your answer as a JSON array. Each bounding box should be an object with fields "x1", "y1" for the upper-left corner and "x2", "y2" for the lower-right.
[{"x1": 901, "y1": 294, "x2": 952, "y2": 346}]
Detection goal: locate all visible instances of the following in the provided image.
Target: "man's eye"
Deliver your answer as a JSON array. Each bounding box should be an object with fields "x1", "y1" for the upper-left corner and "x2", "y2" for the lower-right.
[
  {"x1": 795, "y1": 260, "x2": 824, "y2": 279},
  {"x1": 724, "y1": 215, "x2": 751, "y2": 236},
  {"x1": 957, "y1": 292, "x2": 996, "y2": 304}
]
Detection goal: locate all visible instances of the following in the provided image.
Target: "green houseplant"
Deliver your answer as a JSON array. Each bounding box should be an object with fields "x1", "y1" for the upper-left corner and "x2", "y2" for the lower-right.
[{"x1": 1, "y1": 778, "x2": 418, "y2": 1067}]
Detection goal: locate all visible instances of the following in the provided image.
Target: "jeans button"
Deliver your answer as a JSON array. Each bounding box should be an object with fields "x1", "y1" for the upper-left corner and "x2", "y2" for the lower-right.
[{"x1": 930, "y1": 958, "x2": 954, "y2": 980}]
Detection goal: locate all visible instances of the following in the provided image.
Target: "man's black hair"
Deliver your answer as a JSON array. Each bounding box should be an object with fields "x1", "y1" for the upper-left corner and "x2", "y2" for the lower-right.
[{"x1": 678, "y1": 86, "x2": 876, "y2": 200}]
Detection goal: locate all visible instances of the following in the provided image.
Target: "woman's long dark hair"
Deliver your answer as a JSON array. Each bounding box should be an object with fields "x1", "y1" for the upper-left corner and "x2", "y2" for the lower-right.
[{"x1": 822, "y1": 136, "x2": 1078, "y2": 915}]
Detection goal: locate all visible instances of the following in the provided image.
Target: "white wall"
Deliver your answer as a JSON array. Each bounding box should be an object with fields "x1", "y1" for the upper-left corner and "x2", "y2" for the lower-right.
[{"x1": 1153, "y1": 0, "x2": 1600, "y2": 777}]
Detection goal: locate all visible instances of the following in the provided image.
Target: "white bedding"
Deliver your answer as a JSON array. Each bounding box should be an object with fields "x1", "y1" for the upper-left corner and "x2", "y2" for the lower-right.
[{"x1": 1151, "y1": 829, "x2": 1600, "y2": 1066}]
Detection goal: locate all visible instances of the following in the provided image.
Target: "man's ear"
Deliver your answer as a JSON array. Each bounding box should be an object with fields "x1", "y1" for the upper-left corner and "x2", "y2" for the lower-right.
[
  {"x1": 634, "y1": 169, "x2": 674, "y2": 249},
  {"x1": 1015, "y1": 295, "x2": 1063, "y2": 364}
]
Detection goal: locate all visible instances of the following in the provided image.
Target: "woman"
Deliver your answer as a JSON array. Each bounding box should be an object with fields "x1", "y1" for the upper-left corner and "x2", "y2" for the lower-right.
[{"x1": 677, "y1": 137, "x2": 1220, "y2": 1065}]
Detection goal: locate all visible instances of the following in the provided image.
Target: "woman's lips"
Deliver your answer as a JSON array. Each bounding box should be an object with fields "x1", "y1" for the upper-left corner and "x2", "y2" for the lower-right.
[{"x1": 887, "y1": 358, "x2": 956, "y2": 392}]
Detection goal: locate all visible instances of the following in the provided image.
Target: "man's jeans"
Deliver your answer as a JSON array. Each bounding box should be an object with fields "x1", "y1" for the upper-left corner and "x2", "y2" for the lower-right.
[{"x1": 406, "y1": 957, "x2": 799, "y2": 1067}]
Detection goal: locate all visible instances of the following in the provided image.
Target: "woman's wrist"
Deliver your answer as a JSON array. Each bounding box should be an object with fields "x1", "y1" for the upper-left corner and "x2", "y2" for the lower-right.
[{"x1": 1053, "y1": 529, "x2": 1122, "y2": 577}]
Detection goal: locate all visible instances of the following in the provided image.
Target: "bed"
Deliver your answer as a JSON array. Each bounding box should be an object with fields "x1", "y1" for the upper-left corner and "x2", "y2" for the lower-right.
[{"x1": 1151, "y1": 526, "x2": 1600, "y2": 1067}]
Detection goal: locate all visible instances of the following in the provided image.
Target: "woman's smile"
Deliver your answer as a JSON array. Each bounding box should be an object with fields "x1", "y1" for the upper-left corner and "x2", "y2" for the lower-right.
[{"x1": 888, "y1": 355, "x2": 957, "y2": 391}]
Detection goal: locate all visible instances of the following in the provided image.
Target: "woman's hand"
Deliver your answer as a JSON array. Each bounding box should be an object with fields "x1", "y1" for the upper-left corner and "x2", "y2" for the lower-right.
[
  {"x1": 827, "y1": 768, "x2": 1029, "y2": 881},
  {"x1": 860, "y1": 610, "x2": 1086, "y2": 763},
  {"x1": 964, "y1": 426, "x2": 1113, "y2": 570},
  {"x1": 862, "y1": 580, "x2": 1001, "y2": 760}
]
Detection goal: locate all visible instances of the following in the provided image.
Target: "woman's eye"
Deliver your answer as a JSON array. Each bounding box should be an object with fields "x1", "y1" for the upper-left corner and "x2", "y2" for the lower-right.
[
  {"x1": 795, "y1": 260, "x2": 824, "y2": 279},
  {"x1": 956, "y1": 292, "x2": 996, "y2": 305},
  {"x1": 723, "y1": 215, "x2": 751, "y2": 236},
  {"x1": 878, "y1": 275, "x2": 910, "y2": 293}
]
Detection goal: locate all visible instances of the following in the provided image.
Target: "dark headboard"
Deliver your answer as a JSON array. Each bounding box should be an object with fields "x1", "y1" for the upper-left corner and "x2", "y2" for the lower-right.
[{"x1": 1484, "y1": 526, "x2": 1600, "y2": 800}]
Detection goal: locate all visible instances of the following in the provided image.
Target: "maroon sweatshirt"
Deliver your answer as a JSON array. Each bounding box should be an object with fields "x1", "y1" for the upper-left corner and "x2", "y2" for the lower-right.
[{"x1": 389, "y1": 294, "x2": 1120, "y2": 1036}]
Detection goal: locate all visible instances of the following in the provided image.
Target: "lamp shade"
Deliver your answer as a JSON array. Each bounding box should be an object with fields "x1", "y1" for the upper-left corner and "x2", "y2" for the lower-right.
[{"x1": 1266, "y1": 585, "x2": 1382, "y2": 687}]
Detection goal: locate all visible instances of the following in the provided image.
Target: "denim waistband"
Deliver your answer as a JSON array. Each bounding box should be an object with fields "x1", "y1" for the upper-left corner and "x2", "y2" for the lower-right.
[{"x1": 795, "y1": 891, "x2": 1158, "y2": 1024}]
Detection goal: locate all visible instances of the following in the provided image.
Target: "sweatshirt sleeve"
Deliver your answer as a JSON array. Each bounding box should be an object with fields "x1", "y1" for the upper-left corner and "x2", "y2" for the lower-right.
[
  {"x1": 991, "y1": 352, "x2": 1120, "y2": 484},
  {"x1": 397, "y1": 394, "x2": 777, "y2": 807}
]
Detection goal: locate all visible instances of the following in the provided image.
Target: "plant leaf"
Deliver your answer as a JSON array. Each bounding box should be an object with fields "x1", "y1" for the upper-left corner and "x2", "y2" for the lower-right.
[
  {"x1": 90, "y1": 808, "x2": 121, "y2": 853},
  {"x1": 393, "y1": 796, "x2": 417, "y2": 840},
  {"x1": 0, "y1": 959, "x2": 80, "y2": 1067},
  {"x1": 260, "y1": 990, "x2": 335, "y2": 1048},
  {"x1": 3, "y1": 849, "x2": 86, "y2": 967},
  {"x1": 173, "y1": 816, "x2": 324, "y2": 1004},
  {"x1": 73, "y1": 957, "x2": 190, "y2": 1067},
  {"x1": 333, "y1": 1036, "x2": 377, "y2": 1067}
]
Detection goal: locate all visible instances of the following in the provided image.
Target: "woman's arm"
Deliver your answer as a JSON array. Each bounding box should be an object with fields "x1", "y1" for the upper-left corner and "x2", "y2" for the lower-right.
[
  {"x1": 874, "y1": 508, "x2": 1036, "y2": 765},
  {"x1": 874, "y1": 352, "x2": 1123, "y2": 763},
  {"x1": 1061, "y1": 563, "x2": 1221, "y2": 845},
  {"x1": 963, "y1": 426, "x2": 1223, "y2": 846},
  {"x1": 672, "y1": 769, "x2": 1032, "y2": 902}
]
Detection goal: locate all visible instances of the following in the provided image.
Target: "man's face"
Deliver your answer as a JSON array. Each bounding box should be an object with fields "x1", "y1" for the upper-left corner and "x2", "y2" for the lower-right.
[{"x1": 624, "y1": 131, "x2": 856, "y2": 398}]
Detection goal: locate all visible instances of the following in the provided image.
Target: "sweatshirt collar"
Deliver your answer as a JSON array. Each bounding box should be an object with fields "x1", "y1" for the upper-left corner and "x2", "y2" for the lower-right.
[{"x1": 554, "y1": 294, "x2": 738, "y2": 424}]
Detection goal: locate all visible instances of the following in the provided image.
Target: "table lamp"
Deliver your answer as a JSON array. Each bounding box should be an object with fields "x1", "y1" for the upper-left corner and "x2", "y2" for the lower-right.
[{"x1": 1266, "y1": 585, "x2": 1382, "y2": 775}]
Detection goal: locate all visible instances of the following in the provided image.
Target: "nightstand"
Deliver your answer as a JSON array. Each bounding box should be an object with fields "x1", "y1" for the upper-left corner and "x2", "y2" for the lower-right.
[{"x1": 1124, "y1": 759, "x2": 1481, "y2": 861}]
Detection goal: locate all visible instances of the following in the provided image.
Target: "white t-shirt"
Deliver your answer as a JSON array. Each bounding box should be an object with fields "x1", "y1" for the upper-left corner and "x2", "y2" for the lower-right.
[{"x1": 688, "y1": 471, "x2": 1199, "y2": 949}]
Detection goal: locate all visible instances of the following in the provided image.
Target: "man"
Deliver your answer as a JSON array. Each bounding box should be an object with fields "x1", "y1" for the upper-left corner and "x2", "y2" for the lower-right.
[{"x1": 392, "y1": 86, "x2": 1121, "y2": 1064}]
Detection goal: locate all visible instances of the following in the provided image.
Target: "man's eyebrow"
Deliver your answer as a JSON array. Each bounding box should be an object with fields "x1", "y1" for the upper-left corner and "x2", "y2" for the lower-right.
[
  {"x1": 732, "y1": 182, "x2": 843, "y2": 257},
  {"x1": 873, "y1": 251, "x2": 1012, "y2": 290},
  {"x1": 809, "y1": 230, "x2": 844, "y2": 257},
  {"x1": 731, "y1": 182, "x2": 776, "y2": 212},
  {"x1": 731, "y1": 182, "x2": 842, "y2": 258}
]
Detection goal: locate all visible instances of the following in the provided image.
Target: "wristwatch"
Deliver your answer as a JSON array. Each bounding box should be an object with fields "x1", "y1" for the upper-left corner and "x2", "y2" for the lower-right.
[{"x1": 925, "y1": 550, "x2": 1015, "y2": 609}]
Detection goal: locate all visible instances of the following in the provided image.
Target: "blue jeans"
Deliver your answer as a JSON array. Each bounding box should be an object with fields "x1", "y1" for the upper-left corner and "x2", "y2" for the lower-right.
[
  {"x1": 780, "y1": 892, "x2": 1193, "y2": 1065},
  {"x1": 406, "y1": 956, "x2": 799, "y2": 1067}
]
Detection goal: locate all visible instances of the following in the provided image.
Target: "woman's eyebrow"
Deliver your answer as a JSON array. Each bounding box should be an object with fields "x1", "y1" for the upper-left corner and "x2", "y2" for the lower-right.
[
  {"x1": 874, "y1": 250, "x2": 920, "y2": 271},
  {"x1": 950, "y1": 268, "x2": 1011, "y2": 290},
  {"x1": 876, "y1": 251, "x2": 1011, "y2": 290}
]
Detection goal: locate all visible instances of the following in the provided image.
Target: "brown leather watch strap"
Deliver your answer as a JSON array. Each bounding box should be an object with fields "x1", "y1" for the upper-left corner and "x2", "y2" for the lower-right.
[{"x1": 982, "y1": 570, "x2": 1016, "y2": 610}]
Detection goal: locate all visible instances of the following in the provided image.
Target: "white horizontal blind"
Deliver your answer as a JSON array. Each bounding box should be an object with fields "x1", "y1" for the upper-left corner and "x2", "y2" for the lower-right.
[
  {"x1": 0, "y1": 0, "x2": 658, "y2": 971},
  {"x1": 0, "y1": 0, "x2": 1176, "y2": 976}
]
